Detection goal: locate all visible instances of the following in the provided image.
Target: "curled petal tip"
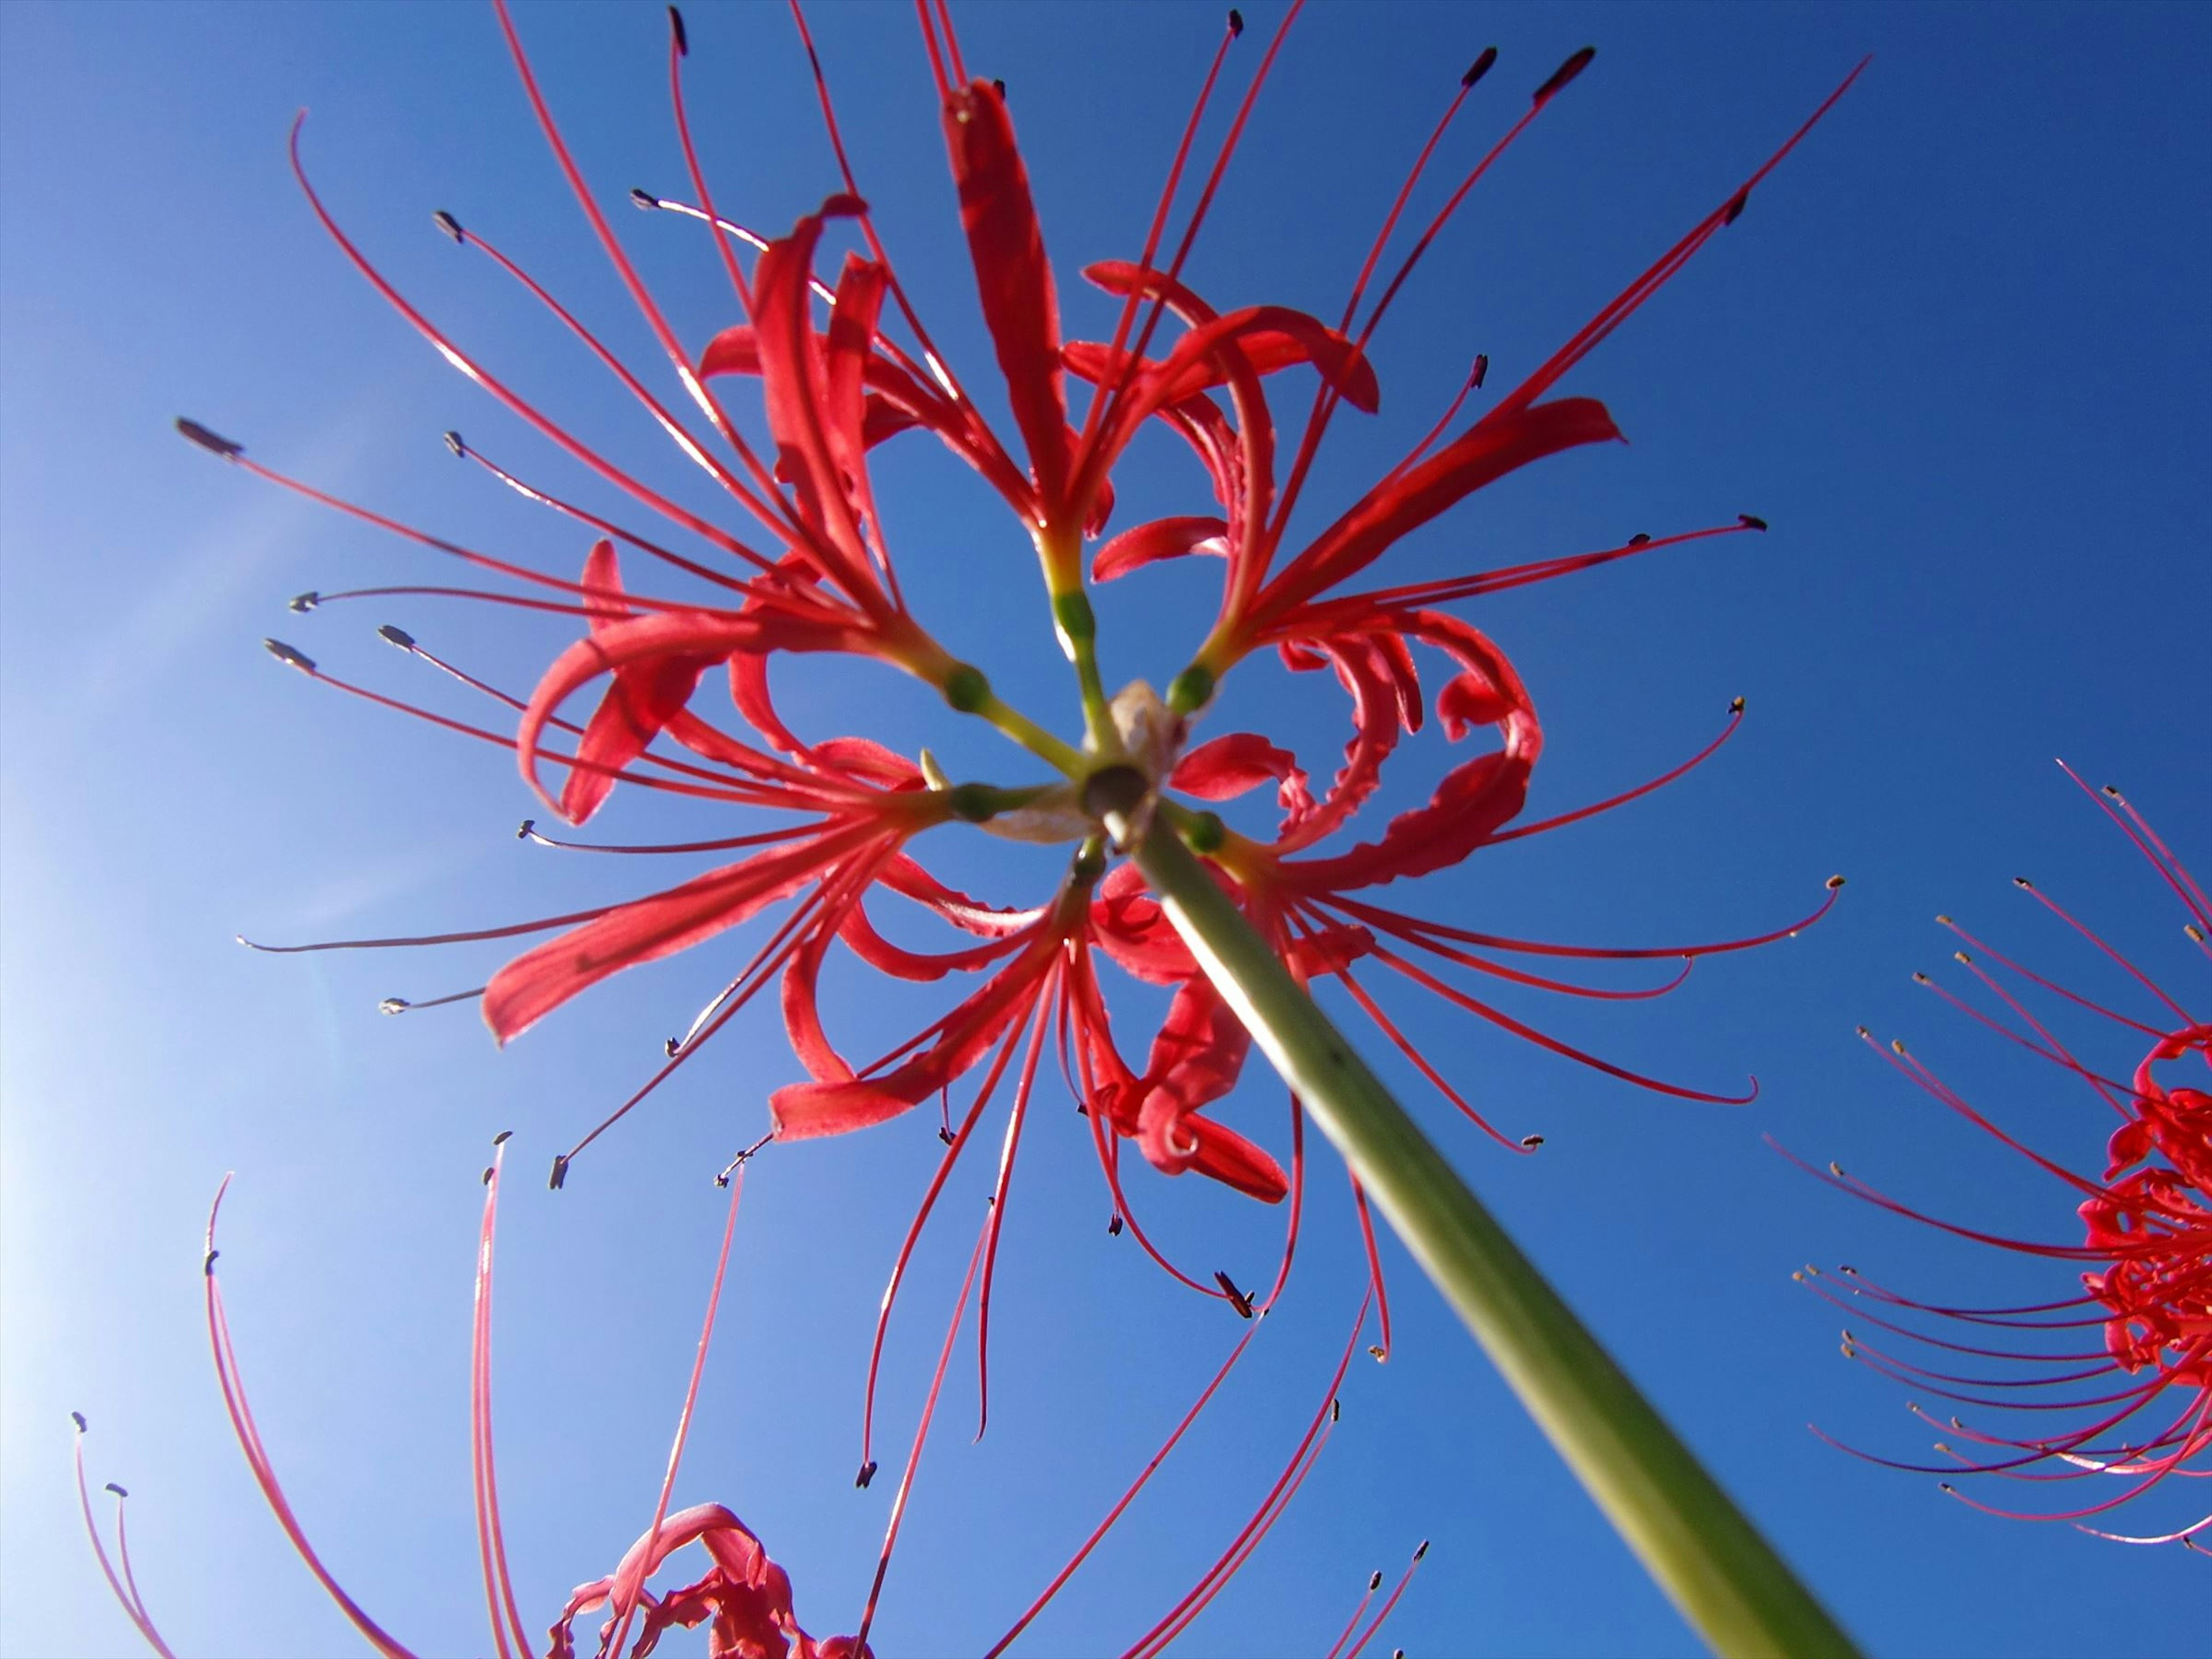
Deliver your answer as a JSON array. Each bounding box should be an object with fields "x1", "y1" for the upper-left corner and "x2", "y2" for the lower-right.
[
  {"x1": 666, "y1": 5, "x2": 687, "y2": 56},
  {"x1": 176, "y1": 416, "x2": 243, "y2": 457},
  {"x1": 377, "y1": 623, "x2": 416, "y2": 651},
  {"x1": 430, "y1": 209, "x2": 465, "y2": 244},
  {"x1": 262, "y1": 638, "x2": 316, "y2": 674},
  {"x1": 1463, "y1": 46, "x2": 1498, "y2": 88},
  {"x1": 1533, "y1": 45, "x2": 1595, "y2": 103}
]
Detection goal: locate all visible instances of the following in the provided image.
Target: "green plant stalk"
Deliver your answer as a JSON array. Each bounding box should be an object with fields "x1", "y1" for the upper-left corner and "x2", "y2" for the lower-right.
[{"x1": 1123, "y1": 816, "x2": 1860, "y2": 1659}]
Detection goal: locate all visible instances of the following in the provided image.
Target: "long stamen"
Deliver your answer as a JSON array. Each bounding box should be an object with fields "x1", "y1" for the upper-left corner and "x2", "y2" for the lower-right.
[
  {"x1": 1340, "y1": 1540, "x2": 1429, "y2": 1659},
  {"x1": 975, "y1": 986, "x2": 1056, "y2": 1440},
  {"x1": 203, "y1": 1179, "x2": 421, "y2": 1658},
  {"x1": 600, "y1": 1147, "x2": 748, "y2": 1659},
  {"x1": 73, "y1": 1419, "x2": 177, "y2": 1659},
  {"x1": 471, "y1": 1137, "x2": 531, "y2": 1659}
]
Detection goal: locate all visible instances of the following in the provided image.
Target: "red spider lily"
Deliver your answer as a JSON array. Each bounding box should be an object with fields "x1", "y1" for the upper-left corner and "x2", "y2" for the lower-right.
[
  {"x1": 77, "y1": 1142, "x2": 870, "y2": 1659},
  {"x1": 190, "y1": 3, "x2": 1858, "y2": 1633},
  {"x1": 1796, "y1": 768, "x2": 2209, "y2": 1548}
]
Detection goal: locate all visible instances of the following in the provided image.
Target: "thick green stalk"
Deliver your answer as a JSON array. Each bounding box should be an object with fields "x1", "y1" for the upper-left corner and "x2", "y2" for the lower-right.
[{"x1": 1123, "y1": 818, "x2": 1860, "y2": 1659}]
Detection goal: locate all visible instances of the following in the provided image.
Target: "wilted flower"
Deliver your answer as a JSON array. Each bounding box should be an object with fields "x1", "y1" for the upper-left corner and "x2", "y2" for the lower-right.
[
  {"x1": 77, "y1": 1142, "x2": 868, "y2": 1659},
  {"x1": 1799, "y1": 768, "x2": 2209, "y2": 1548}
]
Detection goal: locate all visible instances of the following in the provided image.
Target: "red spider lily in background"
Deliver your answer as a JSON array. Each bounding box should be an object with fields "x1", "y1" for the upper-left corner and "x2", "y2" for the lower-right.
[
  {"x1": 77, "y1": 1141, "x2": 872, "y2": 1659},
  {"x1": 1796, "y1": 767, "x2": 2209, "y2": 1549},
  {"x1": 182, "y1": 0, "x2": 1860, "y2": 1635}
]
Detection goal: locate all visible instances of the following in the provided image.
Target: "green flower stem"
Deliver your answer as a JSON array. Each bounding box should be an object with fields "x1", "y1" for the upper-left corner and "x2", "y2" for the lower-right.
[
  {"x1": 1122, "y1": 816, "x2": 1861, "y2": 1659},
  {"x1": 967, "y1": 691, "x2": 1088, "y2": 779}
]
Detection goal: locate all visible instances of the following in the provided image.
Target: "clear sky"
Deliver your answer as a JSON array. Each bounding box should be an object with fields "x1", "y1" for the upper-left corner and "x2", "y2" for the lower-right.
[{"x1": 2, "y1": 2, "x2": 2206, "y2": 1656}]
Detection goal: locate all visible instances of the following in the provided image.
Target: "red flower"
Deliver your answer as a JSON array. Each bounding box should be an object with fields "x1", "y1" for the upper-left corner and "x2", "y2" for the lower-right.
[
  {"x1": 75, "y1": 1143, "x2": 868, "y2": 1659},
  {"x1": 191, "y1": 6, "x2": 1862, "y2": 1633},
  {"x1": 1800, "y1": 770, "x2": 2209, "y2": 1547}
]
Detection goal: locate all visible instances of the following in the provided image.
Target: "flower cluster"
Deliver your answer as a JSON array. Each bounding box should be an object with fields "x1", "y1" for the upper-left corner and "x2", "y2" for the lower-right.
[
  {"x1": 1801, "y1": 770, "x2": 2209, "y2": 1548},
  {"x1": 143, "y1": 0, "x2": 1863, "y2": 1647}
]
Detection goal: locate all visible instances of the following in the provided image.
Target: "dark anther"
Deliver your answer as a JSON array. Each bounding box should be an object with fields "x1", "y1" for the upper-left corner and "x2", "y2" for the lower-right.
[
  {"x1": 1627, "y1": 532, "x2": 1651, "y2": 547},
  {"x1": 493, "y1": 1129, "x2": 512, "y2": 1146},
  {"x1": 262, "y1": 638, "x2": 316, "y2": 674},
  {"x1": 630, "y1": 187, "x2": 662, "y2": 212},
  {"x1": 203, "y1": 1248, "x2": 220, "y2": 1275},
  {"x1": 1082, "y1": 763, "x2": 1150, "y2": 821},
  {"x1": 1075, "y1": 1104, "x2": 1088, "y2": 1116},
  {"x1": 1855, "y1": 1024, "x2": 1870, "y2": 1037},
  {"x1": 1730, "y1": 695, "x2": 1747, "y2": 714},
  {"x1": 431, "y1": 210, "x2": 466, "y2": 244},
  {"x1": 548, "y1": 1154, "x2": 570, "y2": 1191},
  {"x1": 2102, "y1": 783, "x2": 2123, "y2": 799},
  {"x1": 377, "y1": 623, "x2": 417, "y2": 651},
  {"x1": 1228, "y1": 9, "x2": 1245, "y2": 37},
  {"x1": 1840, "y1": 1265, "x2": 1858, "y2": 1276},
  {"x1": 1912, "y1": 971, "x2": 1930, "y2": 984},
  {"x1": 1369, "y1": 1344, "x2": 1387, "y2": 1361},
  {"x1": 2013, "y1": 876, "x2": 2035, "y2": 889},
  {"x1": 443, "y1": 430, "x2": 466, "y2": 458},
  {"x1": 1469, "y1": 352, "x2": 1489, "y2": 388},
  {"x1": 517, "y1": 819, "x2": 536, "y2": 839},
  {"x1": 1738, "y1": 513, "x2": 1769, "y2": 531},
  {"x1": 1107, "y1": 1213, "x2": 1123, "y2": 1236},
  {"x1": 2187, "y1": 923, "x2": 2207, "y2": 944},
  {"x1": 1826, "y1": 874, "x2": 1847, "y2": 890},
  {"x1": 1463, "y1": 47, "x2": 1498, "y2": 88},
  {"x1": 176, "y1": 417, "x2": 243, "y2": 458},
  {"x1": 665, "y1": 1037, "x2": 681, "y2": 1057},
  {"x1": 1533, "y1": 45, "x2": 1594, "y2": 103},
  {"x1": 1214, "y1": 1270, "x2": 1254, "y2": 1319},
  {"x1": 1722, "y1": 190, "x2": 1750, "y2": 226},
  {"x1": 71, "y1": 1411, "x2": 87, "y2": 1432},
  {"x1": 289, "y1": 592, "x2": 320, "y2": 613},
  {"x1": 1890, "y1": 1039, "x2": 1907, "y2": 1056},
  {"x1": 1414, "y1": 1540, "x2": 1431, "y2": 1561},
  {"x1": 1935, "y1": 914, "x2": 1953, "y2": 925},
  {"x1": 855, "y1": 1460, "x2": 878, "y2": 1490},
  {"x1": 1519, "y1": 1134, "x2": 1544, "y2": 1149},
  {"x1": 1330, "y1": 1397, "x2": 1341, "y2": 1423},
  {"x1": 667, "y1": 6, "x2": 688, "y2": 56},
  {"x1": 992, "y1": 77, "x2": 1006, "y2": 98},
  {"x1": 482, "y1": 1165, "x2": 495, "y2": 1185},
  {"x1": 938, "y1": 1126, "x2": 956, "y2": 1146},
  {"x1": 1369, "y1": 1570, "x2": 1384, "y2": 1591},
  {"x1": 105, "y1": 1482, "x2": 128, "y2": 1498},
  {"x1": 378, "y1": 997, "x2": 410, "y2": 1015}
]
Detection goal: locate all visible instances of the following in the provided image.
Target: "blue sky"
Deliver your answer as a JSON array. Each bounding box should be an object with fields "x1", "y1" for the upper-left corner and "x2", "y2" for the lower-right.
[{"x1": 2, "y1": 2, "x2": 2207, "y2": 1656}]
